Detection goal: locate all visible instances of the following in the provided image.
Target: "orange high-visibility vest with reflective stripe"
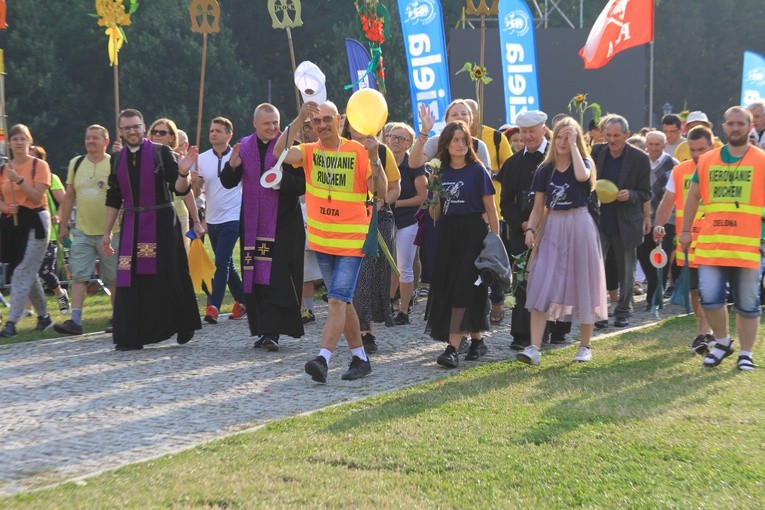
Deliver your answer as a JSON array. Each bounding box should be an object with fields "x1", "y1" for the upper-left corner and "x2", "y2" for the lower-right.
[
  {"x1": 695, "y1": 146, "x2": 765, "y2": 269},
  {"x1": 301, "y1": 138, "x2": 371, "y2": 257},
  {"x1": 672, "y1": 159, "x2": 705, "y2": 267}
]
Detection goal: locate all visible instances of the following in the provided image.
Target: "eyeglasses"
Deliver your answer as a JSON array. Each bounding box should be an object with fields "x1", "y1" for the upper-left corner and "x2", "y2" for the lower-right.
[
  {"x1": 120, "y1": 124, "x2": 143, "y2": 132},
  {"x1": 151, "y1": 129, "x2": 170, "y2": 137},
  {"x1": 302, "y1": 123, "x2": 313, "y2": 132},
  {"x1": 311, "y1": 115, "x2": 336, "y2": 126},
  {"x1": 386, "y1": 134, "x2": 411, "y2": 144}
]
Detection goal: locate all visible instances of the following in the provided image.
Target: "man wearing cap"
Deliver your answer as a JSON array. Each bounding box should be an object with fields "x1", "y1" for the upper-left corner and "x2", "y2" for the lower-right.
[
  {"x1": 594, "y1": 115, "x2": 651, "y2": 328},
  {"x1": 679, "y1": 106, "x2": 765, "y2": 371},
  {"x1": 498, "y1": 110, "x2": 571, "y2": 348},
  {"x1": 220, "y1": 104, "x2": 306, "y2": 352},
  {"x1": 746, "y1": 101, "x2": 765, "y2": 150},
  {"x1": 661, "y1": 114, "x2": 684, "y2": 157},
  {"x1": 275, "y1": 100, "x2": 388, "y2": 383},
  {"x1": 653, "y1": 125, "x2": 716, "y2": 355},
  {"x1": 674, "y1": 111, "x2": 723, "y2": 162}
]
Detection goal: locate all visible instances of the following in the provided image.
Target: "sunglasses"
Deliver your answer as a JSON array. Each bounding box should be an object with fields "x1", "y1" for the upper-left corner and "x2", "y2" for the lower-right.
[
  {"x1": 151, "y1": 129, "x2": 170, "y2": 137},
  {"x1": 311, "y1": 115, "x2": 336, "y2": 126}
]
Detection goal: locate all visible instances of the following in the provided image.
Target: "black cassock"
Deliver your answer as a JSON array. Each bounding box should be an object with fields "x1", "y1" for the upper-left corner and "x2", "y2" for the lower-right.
[
  {"x1": 106, "y1": 143, "x2": 201, "y2": 347},
  {"x1": 220, "y1": 138, "x2": 306, "y2": 338}
]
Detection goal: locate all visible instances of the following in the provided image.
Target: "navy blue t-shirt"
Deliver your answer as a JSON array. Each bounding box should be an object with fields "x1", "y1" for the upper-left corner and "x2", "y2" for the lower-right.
[
  {"x1": 440, "y1": 161, "x2": 495, "y2": 215},
  {"x1": 393, "y1": 153, "x2": 427, "y2": 229},
  {"x1": 531, "y1": 162, "x2": 591, "y2": 210}
]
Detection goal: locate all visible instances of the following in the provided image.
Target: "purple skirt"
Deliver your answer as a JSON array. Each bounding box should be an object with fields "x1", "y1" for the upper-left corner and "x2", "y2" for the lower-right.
[{"x1": 525, "y1": 206, "x2": 608, "y2": 324}]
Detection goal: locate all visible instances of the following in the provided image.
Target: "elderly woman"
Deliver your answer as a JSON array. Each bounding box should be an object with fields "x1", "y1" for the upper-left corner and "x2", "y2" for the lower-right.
[
  {"x1": 147, "y1": 118, "x2": 202, "y2": 252},
  {"x1": 386, "y1": 122, "x2": 427, "y2": 326},
  {"x1": 518, "y1": 117, "x2": 608, "y2": 366},
  {"x1": 342, "y1": 120, "x2": 401, "y2": 354},
  {"x1": 426, "y1": 121, "x2": 499, "y2": 368},
  {"x1": 0, "y1": 125, "x2": 54, "y2": 337}
]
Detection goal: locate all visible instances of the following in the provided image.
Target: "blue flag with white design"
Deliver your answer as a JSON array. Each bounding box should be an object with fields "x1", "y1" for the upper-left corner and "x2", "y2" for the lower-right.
[
  {"x1": 741, "y1": 50, "x2": 765, "y2": 106},
  {"x1": 498, "y1": 0, "x2": 540, "y2": 125}
]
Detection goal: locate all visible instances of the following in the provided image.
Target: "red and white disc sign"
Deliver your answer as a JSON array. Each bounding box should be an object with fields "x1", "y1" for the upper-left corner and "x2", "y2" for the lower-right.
[
  {"x1": 649, "y1": 247, "x2": 668, "y2": 268},
  {"x1": 260, "y1": 167, "x2": 283, "y2": 189}
]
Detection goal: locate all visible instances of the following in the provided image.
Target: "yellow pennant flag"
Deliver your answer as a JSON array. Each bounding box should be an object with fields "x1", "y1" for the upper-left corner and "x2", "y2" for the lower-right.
[{"x1": 187, "y1": 238, "x2": 215, "y2": 293}]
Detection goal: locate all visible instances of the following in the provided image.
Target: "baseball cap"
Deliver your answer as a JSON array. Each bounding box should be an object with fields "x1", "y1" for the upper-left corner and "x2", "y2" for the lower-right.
[{"x1": 294, "y1": 61, "x2": 327, "y2": 104}]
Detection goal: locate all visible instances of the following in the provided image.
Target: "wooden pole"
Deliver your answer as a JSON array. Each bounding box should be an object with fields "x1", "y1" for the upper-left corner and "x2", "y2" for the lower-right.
[
  {"x1": 477, "y1": 14, "x2": 486, "y2": 130},
  {"x1": 113, "y1": 64, "x2": 120, "y2": 142},
  {"x1": 286, "y1": 27, "x2": 301, "y2": 114},
  {"x1": 195, "y1": 32, "x2": 208, "y2": 149}
]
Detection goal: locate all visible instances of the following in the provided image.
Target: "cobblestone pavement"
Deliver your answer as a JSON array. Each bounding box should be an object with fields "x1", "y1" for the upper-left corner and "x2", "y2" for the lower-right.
[{"x1": 0, "y1": 292, "x2": 685, "y2": 497}]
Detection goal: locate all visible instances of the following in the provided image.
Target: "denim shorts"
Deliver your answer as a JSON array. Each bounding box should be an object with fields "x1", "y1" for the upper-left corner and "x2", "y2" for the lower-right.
[
  {"x1": 314, "y1": 252, "x2": 363, "y2": 303},
  {"x1": 698, "y1": 265, "x2": 762, "y2": 317}
]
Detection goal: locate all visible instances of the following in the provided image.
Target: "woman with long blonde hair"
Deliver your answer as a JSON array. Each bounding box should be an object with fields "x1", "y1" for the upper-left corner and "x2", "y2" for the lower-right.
[{"x1": 517, "y1": 117, "x2": 607, "y2": 365}]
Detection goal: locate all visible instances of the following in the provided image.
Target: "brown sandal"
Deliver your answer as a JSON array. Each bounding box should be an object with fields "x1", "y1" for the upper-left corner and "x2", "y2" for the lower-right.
[{"x1": 490, "y1": 306, "x2": 504, "y2": 325}]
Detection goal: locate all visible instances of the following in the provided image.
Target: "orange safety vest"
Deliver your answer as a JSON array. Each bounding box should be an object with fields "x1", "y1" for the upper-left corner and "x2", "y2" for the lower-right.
[
  {"x1": 672, "y1": 159, "x2": 705, "y2": 267},
  {"x1": 695, "y1": 146, "x2": 765, "y2": 269},
  {"x1": 302, "y1": 138, "x2": 372, "y2": 257}
]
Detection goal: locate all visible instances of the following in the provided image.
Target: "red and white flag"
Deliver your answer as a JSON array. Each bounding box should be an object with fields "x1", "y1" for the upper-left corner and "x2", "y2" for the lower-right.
[{"x1": 579, "y1": 0, "x2": 654, "y2": 70}]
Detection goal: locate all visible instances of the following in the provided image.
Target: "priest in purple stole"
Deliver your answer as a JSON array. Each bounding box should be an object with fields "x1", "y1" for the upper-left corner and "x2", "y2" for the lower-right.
[
  {"x1": 221, "y1": 103, "x2": 306, "y2": 350},
  {"x1": 102, "y1": 108, "x2": 202, "y2": 351}
]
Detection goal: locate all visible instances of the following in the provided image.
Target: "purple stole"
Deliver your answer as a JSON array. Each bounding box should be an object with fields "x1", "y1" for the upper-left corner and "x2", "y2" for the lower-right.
[
  {"x1": 116, "y1": 139, "x2": 159, "y2": 287},
  {"x1": 238, "y1": 133, "x2": 279, "y2": 289}
]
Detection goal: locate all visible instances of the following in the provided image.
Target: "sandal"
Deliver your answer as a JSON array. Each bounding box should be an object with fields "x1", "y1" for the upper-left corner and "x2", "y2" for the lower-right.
[
  {"x1": 737, "y1": 355, "x2": 756, "y2": 371},
  {"x1": 490, "y1": 306, "x2": 504, "y2": 325},
  {"x1": 703, "y1": 342, "x2": 735, "y2": 367}
]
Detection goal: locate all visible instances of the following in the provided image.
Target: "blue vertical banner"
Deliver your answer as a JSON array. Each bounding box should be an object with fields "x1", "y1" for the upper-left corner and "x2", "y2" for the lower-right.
[
  {"x1": 345, "y1": 38, "x2": 378, "y2": 92},
  {"x1": 498, "y1": 0, "x2": 540, "y2": 125},
  {"x1": 741, "y1": 50, "x2": 765, "y2": 106},
  {"x1": 397, "y1": 0, "x2": 451, "y2": 136}
]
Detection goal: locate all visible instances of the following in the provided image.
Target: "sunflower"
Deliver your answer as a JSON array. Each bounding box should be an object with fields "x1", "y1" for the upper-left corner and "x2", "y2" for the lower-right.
[
  {"x1": 473, "y1": 66, "x2": 485, "y2": 79},
  {"x1": 574, "y1": 94, "x2": 586, "y2": 104}
]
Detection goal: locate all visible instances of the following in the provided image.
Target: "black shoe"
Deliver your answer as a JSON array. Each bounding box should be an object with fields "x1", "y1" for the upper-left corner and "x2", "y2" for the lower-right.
[
  {"x1": 253, "y1": 336, "x2": 265, "y2": 349},
  {"x1": 105, "y1": 318, "x2": 114, "y2": 333},
  {"x1": 393, "y1": 312, "x2": 410, "y2": 325},
  {"x1": 0, "y1": 321, "x2": 17, "y2": 338},
  {"x1": 177, "y1": 330, "x2": 194, "y2": 345},
  {"x1": 115, "y1": 344, "x2": 143, "y2": 351},
  {"x1": 341, "y1": 355, "x2": 372, "y2": 380},
  {"x1": 437, "y1": 345, "x2": 459, "y2": 368},
  {"x1": 509, "y1": 339, "x2": 529, "y2": 351},
  {"x1": 465, "y1": 338, "x2": 488, "y2": 361},
  {"x1": 262, "y1": 335, "x2": 280, "y2": 352},
  {"x1": 550, "y1": 336, "x2": 567, "y2": 345},
  {"x1": 53, "y1": 319, "x2": 84, "y2": 335},
  {"x1": 305, "y1": 356, "x2": 328, "y2": 383},
  {"x1": 594, "y1": 320, "x2": 609, "y2": 329},
  {"x1": 35, "y1": 315, "x2": 53, "y2": 332},
  {"x1": 362, "y1": 333, "x2": 378, "y2": 354},
  {"x1": 457, "y1": 336, "x2": 470, "y2": 354},
  {"x1": 614, "y1": 317, "x2": 629, "y2": 328}
]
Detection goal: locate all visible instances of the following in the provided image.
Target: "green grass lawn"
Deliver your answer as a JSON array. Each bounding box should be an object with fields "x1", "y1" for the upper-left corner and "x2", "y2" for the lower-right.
[
  {"x1": 7, "y1": 315, "x2": 765, "y2": 509},
  {"x1": 0, "y1": 239, "x2": 240, "y2": 346}
]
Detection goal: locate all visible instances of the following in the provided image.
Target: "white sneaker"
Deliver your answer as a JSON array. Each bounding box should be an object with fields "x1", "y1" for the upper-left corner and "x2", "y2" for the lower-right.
[
  {"x1": 57, "y1": 289, "x2": 70, "y2": 315},
  {"x1": 517, "y1": 345, "x2": 541, "y2": 366},
  {"x1": 573, "y1": 346, "x2": 592, "y2": 362}
]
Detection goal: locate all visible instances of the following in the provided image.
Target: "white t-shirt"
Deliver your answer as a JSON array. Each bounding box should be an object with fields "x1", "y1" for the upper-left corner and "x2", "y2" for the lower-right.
[{"x1": 197, "y1": 147, "x2": 241, "y2": 224}]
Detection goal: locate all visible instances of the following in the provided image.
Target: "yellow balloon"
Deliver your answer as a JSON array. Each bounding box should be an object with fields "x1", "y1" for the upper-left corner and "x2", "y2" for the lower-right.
[
  {"x1": 346, "y1": 89, "x2": 388, "y2": 136},
  {"x1": 595, "y1": 179, "x2": 618, "y2": 204}
]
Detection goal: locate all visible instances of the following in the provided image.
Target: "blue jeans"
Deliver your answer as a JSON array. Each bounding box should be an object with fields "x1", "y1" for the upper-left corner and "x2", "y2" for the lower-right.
[
  {"x1": 315, "y1": 252, "x2": 363, "y2": 303},
  {"x1": 207, "y1": 221, "x2": 244, "y2": 308},
  {"x1": 698, "y1": 265, "x2": 762, "y2": 317}
]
